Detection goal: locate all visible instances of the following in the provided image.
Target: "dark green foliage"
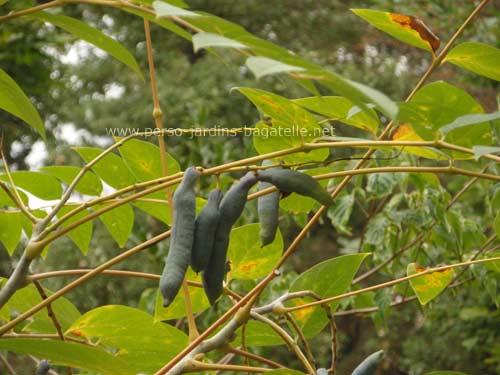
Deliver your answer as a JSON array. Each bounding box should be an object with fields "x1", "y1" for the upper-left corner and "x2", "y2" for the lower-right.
[
  {"x1": 159, "y1": 167, "x2": 200, "y2": 307},
  {"x1": 35, "y1": 360, "x2": 51, "y2": 375},
  {"x1": 202, "y1": 172, "x2": 258, "y2": 304},
  {"x1": 191, "y1": 188, "x2": 223, "y2": 273},
  {"x1": 352, "y1": 350, "x2": 384, "y2": 375},
  {"x1": 257, "y1": 160, "x2": 280, "y2": 247},
  {"x1": 257, "y1": 168, "x2": 333, "y2": 206}
]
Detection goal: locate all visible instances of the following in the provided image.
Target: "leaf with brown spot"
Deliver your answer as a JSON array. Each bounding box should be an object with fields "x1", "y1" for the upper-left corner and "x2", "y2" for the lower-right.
[
  {"x1": 227, "y1": 223, "x2": 283, "y2": 280},
  {"x1": 352, "y1": 9, "x2": 440, "y2": 53},
  {"x1": 390, "y1": 13, "x2": 440, "y2": 53}
]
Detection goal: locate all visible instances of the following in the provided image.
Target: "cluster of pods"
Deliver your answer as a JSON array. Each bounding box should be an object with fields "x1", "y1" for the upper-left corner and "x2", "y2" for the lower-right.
[{"x1": 159, "y1": 162, "x2": 333, "y2": 306}]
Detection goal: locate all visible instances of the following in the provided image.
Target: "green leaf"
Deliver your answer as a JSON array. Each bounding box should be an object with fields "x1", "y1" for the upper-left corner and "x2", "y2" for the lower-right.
[
  {"x1": 133, "y1": 199, "x2": 171, "y2": 226},
  {"x1": 344, "y1": 78, "x2": 399, "y2": 120},
  {"x1": 352, "y1": 9, "x2": 440, "y2": 53},
  {"x1": 245, "y1": 56, "x2": 305, "y2": 80},
  {"x1": 68, "y1": 305, "x2": 188, "y2": 374},
  {"x1": 57, "y1": 205, "x2": 93, "y2": 255},
  {"x1": 235, "y1": 87, "x2": 328, "y2": 164},
  {"x1": 327, "y1": 194, "x2": 355, "y2": 234},
  {"x1": 0, "y1": 211, "x2": 22, "y2": 254},
  {"x1": 439, "y1": 112, "x2": 500, "y2": 136},
  {"x1": 306, "y1": 71, "x2": 398, "y2": 120},
  {"x1": 73, "y1": 147, "x2": 136, "y2": 189},
  {"x1": 459, "y1": 306, "x2": 490, "y2": 320},
  {"x1": 0, "y1": 186, "x2": 28, "y2": 207},
  {"x1": 401, "y1": 81, "x2": 491, "y2": 156},
  {"x1": 367, "y1": 173, "x2": 397, "y2": 198},
  {"x1": 424, "y1": 372, "x2": 468, "y2": 375},
  {"x1": 227, "y1": 223, "x2": 283, "y2": 280},
  {"x1": 118, "y1": 138, "x2": 180, "y2": 182},
  {"x1": 131, "y1": 0, "x2": 188, "y2": 7},
  {"x1": 123, "y1": 5, "x2": 192, "y2": 40},
  {"x1": 289, "y1": 253, "x2": 370, "y2": 336},
  {"x1": 484, "y1": 252, "x2": 500, "y2": 274},
  {"x1": 473, "y1": 146, "x2": 500, "y2": 160},
  {"x1": 495, "y1": 210, "x2": 500, "y2": 239},
  {"x1": 40, "y1": 166, "x2": 102, "y2": 196},
  {"x1": 233, "y1": 320, "x2": 285, "y2": 347},
  {"x1": 445, "y1": 42, "x2": 500, "y2": 82},
  {"x1": 31, "y1": 11, "x2": 142, "y2": 78},
  {"x1": 407, "y1": 263, "x2": 453, "y2": 305},
  {"x1": 0, "y1": 171, "x2": 62, "y2": 200},
  {"x1": 154, "y1": 269, "x2": 209, "y2": 320},
  {"x1": 193, "y1": 32, "x2": 248, "y2": 52},
  {"x1": 96, "y1": 203, "x2": 134, "y2": 248},
  {"x1": 294, "y1": 96, "x2": 379, "y2": 133},
  {"x1": 265, "y1": 370, "x2": 306, "y2": 375},
  {"x1": 0, "y1": 68, "x2": 45, "y2": 138},
  {"x1": 0, "y1": 282, "x2": 80, "y2": 333},
  {"x1": 0, "y1": 339, "x2": 131, "y2": 375},
  {"x1": 134, "y1": 195, "x2": 205, "y2": 226},
  {"x1": 153, "y1": 0, "x2": 200, "y2": 17}
]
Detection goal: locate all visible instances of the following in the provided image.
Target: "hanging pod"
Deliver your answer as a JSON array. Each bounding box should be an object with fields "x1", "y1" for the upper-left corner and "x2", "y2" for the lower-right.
[
  {"x1": 257, "y1": 160, "x2": 280, "y2": 247},
  {"x1": 256, "y1": 168, "x2": 333, "y2": 206},
  {"x1": 35, "y1": 360, "x2": 51, "y2": 375},
  {"x1": 352, "y1": 350, "x2": 384, "y2": 375},
  {"x1": 202, "y1": 172, "x2": 258, "y2": 304},
  {"x1": 190, "y1": 188, "x2": 223, "y2": 273},
  {"x1": 159, "y1": 167, "x2": 200, "y2": 307}
]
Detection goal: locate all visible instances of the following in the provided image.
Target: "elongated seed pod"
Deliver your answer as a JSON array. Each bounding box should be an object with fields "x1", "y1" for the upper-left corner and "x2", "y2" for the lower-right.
[
  {"x1": 257, "y1": 168, "x2": 333, "y2": 206},
  {"x1": 35, "y1": 360, "x2": 51, "y2": 375},
  {"x1": 190, "y1": 189, "x2": 223, "y2": 273},
  {"x1": 202, "y1": 172, "x2": 258, "y2": 304},
  {"x1": 258, "y1": 160, "x2": 280, "y2": 247},
  {"x1": 159, "y1": 167, "x2": 200, "y2": 307},
  {"x1": 316, "y1": 368, "x2": 328, "y2": 375},
  {"x1": 352, "y1": 350, "x2": 384, "y2": 375}
]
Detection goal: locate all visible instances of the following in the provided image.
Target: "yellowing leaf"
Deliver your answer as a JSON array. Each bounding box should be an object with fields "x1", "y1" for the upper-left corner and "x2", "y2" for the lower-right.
[
  {"x1": 289, "y1": 253, "x2": 370, "y2": 336},
  {"x1": 407, "y1": 263, "x2": 453, "y2": 305},
  {"x1": 227, "y1": 223, "x2": 283, "y2": 280},
  {"x1": 392, "y1": 124, "x2": 445, "y2": 160}
]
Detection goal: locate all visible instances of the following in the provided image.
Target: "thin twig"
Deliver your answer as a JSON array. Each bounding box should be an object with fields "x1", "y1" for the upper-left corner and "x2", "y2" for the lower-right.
[
  {"x1": 0, "y1": 353, "x2": 17, "y2": 375},
  {"x1": 226, "y1": 346, "x2": 285, "y2": 369},
  {"x1": 0, "y1": 149, "x2": 38, "y2": 224},
  {"x1": 186, "y1": 360, "x2": 271, "y2": 373},
  {"x1": 32, "y1": 281, "x2": 74, "y2": 374},
  {"x1": 285, "y1": 256, "x2": 500, "y2": 312},
  {"x1": 0, "y1": 333, "x2": 93, "y2": 345},
  {"x1": 451, "y1": 235, "x2": 497, "y2": 282},
  {"x1": 250, "y1": 312, "x2": 316, "y2": 374},
  {"x1": 285, "y1": 312, "x2": 316, "y2": 370}
]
